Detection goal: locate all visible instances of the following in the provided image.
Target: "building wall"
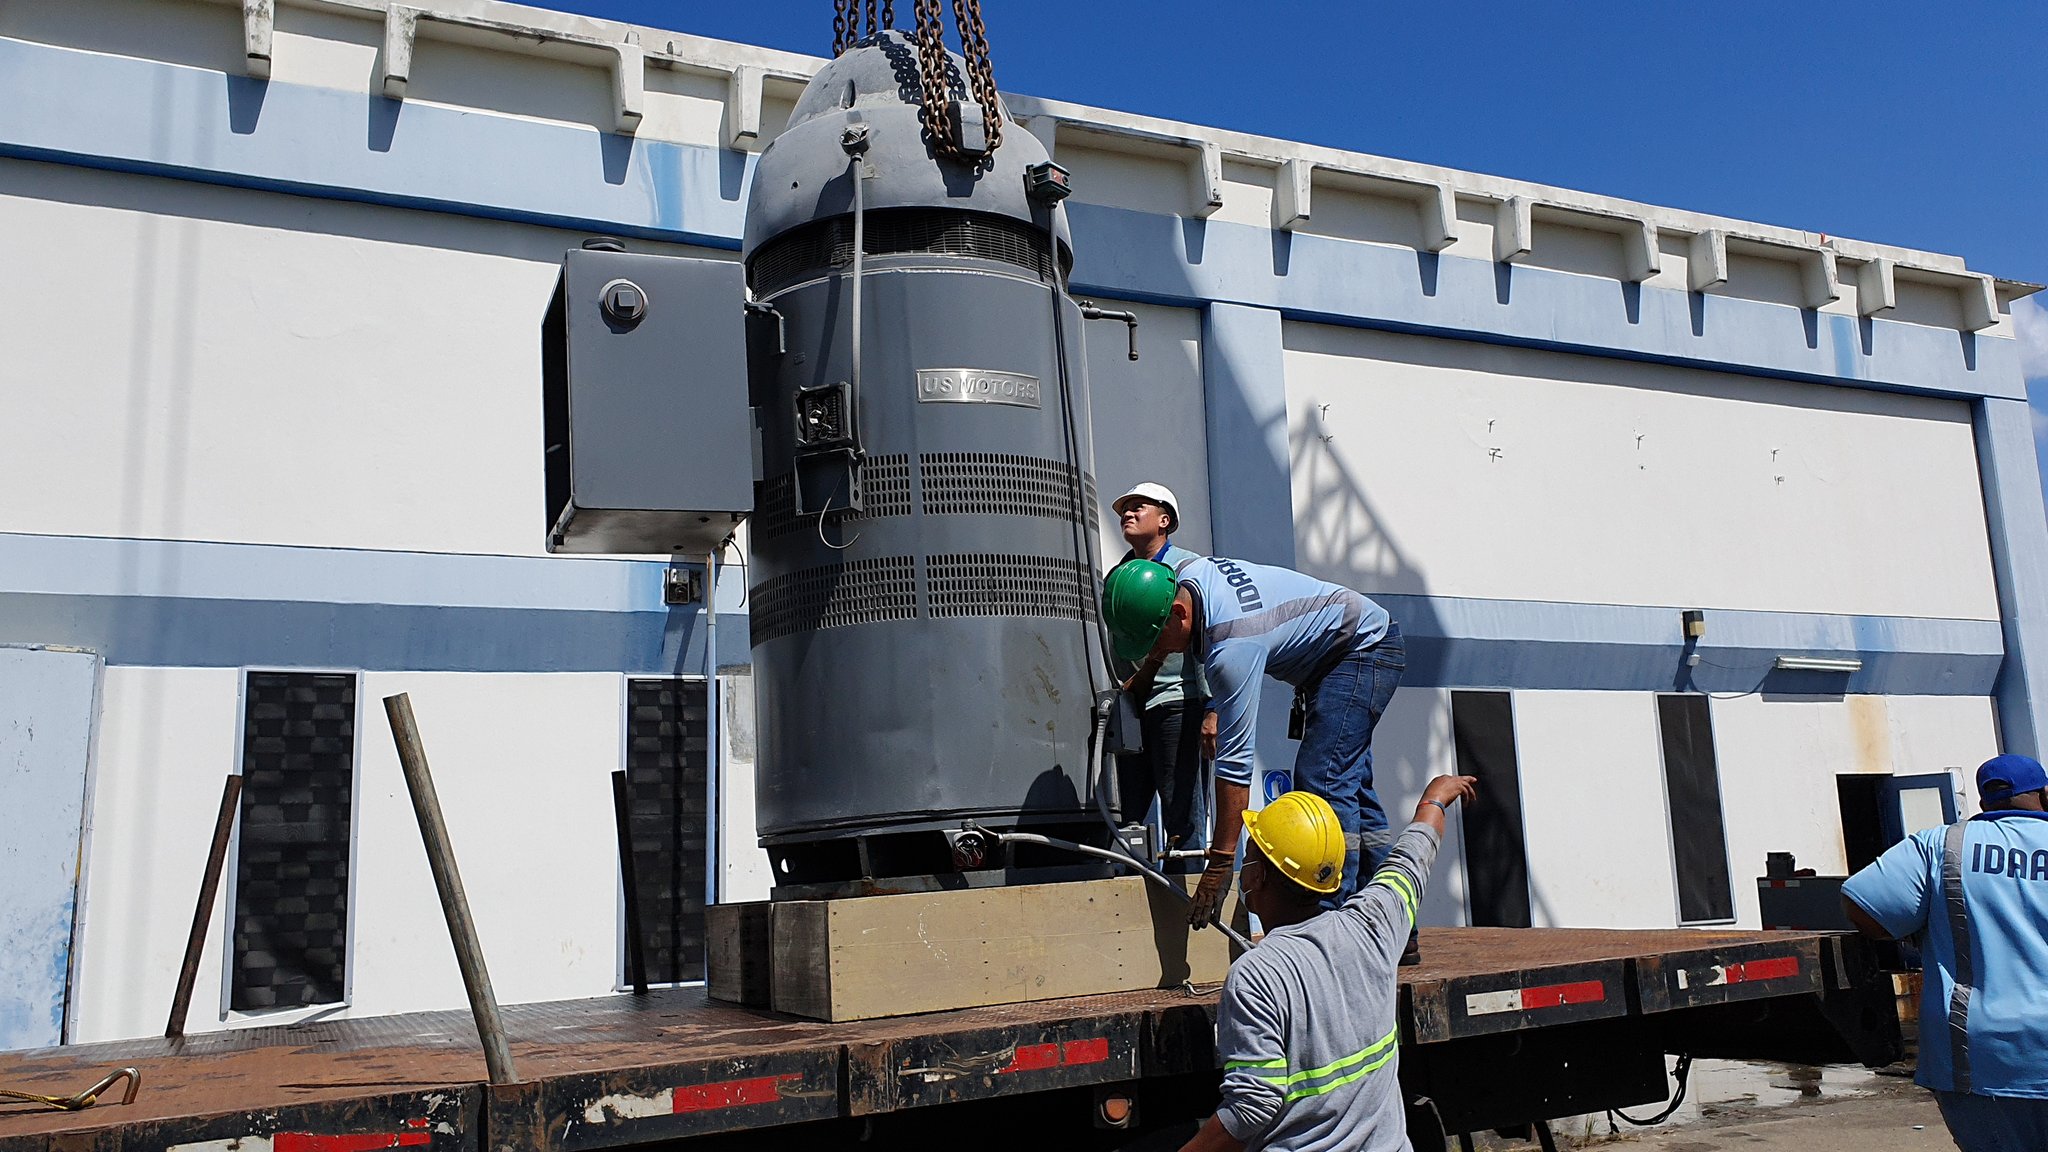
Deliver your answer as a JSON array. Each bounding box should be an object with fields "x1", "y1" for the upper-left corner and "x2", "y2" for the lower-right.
[
  {"x1": 2, "y1": 0, "x2": 2044, "y2": 1045},
  {"x1": 1283, "y1": 323, "x2": 1998, "y2": 620}
]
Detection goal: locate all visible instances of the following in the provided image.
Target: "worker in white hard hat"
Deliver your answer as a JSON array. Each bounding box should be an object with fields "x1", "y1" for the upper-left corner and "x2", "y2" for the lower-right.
[
  {"x1": 1110, "y1": 482, "x2": 1210, "y2": 854},
  {"x1": 1179, "y1": 777, "x2": 1477, "y2": 1152}
]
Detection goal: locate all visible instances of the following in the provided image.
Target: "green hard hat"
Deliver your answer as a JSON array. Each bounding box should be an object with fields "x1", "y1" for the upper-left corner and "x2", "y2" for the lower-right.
[{"x1": 1103, "y1": 559, "x2": 1178, "y2": 662}]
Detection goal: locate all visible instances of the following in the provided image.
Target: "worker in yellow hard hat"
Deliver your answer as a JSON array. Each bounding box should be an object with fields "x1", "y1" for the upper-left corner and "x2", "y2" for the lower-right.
[{"x1": 1180, "y1": 776, "x2": 1477, "y2": 1152}]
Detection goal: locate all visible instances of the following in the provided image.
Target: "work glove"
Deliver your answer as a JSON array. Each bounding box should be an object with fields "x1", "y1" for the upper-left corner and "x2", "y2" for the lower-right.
[{"x1": 1189, "y1": 855, "x2": 1235, "y2": 929}]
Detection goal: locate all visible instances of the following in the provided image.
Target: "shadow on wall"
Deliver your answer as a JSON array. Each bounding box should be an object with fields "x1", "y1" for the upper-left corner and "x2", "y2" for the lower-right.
[{"x1": 1287, "y1": 397, "x2": 1567, "y2": 930}]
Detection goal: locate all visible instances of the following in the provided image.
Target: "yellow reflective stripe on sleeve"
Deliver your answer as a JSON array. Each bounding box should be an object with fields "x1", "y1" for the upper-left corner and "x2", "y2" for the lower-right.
[
  {"x1": 1282, "y1": 1043, "x2": 1399, "y2": 1103},
  {"x1": 1230, "y1": 1026, "x2": 1400, "y2": 1088},
  {"x1": 1371, "y1": 869, "x2": 1418, "y2": 925}
]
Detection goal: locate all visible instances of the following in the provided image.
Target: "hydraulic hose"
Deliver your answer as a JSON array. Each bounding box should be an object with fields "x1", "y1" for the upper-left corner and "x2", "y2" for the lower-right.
[{"x1": 986, "y1": 828, "x2": 1252, "y2": 954}]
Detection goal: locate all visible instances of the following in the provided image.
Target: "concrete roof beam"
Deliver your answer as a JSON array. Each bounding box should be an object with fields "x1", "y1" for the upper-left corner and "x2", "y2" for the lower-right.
[
  {"x1": 1962, "y1": 274, "x2": 2000, "y2": 333},
  {"x1": 1274, "y1": 157, "x2": 1311, "y2": 232},
  {"x1": 724, "y1": 64, "x2": 762, "y2": 151},
  {"x1": 1802, "y1": 248, "x2": 1842, "y2": 309},
  {"x1": 1856, "y1": 258, "x2": 1897, "y2": 317},
  {"x1": 1495, "y1": 195, "x2": 1533, "y2": 263},
  {"x1": 242, "y1": 0, "x2": 274, "y2": 79},
  {"x1": 1689, "y1": 230, "x2": 1729, "y2": 292},
  {"x1": 1188, "y1": 140, "x2": 1224, "y2": 219},
  {"x1": 379, "y1": 5, "x2": 416, "y2": 99}
]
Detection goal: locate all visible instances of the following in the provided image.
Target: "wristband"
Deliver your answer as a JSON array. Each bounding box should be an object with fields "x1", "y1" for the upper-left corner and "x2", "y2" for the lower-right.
[{"x1": 1423, "y1": 798, "x2": 1450, "y2": 813}]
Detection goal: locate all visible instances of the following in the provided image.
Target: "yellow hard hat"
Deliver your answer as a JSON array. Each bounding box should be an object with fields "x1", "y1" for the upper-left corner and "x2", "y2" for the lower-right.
[{"x1": 1242, "y1": 791, "x2": 1345, "y2": 895}]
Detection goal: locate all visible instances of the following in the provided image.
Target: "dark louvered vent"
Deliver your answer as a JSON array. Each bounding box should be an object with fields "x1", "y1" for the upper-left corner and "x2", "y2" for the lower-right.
[
  {"x1": 750, "y1": 556, "x2": 919, "y2": 644},
  {"x1": 919, "y1": 453, "x2": 1096, "y2": 522},
  {"x1": 925, "y1": 553, "x2": 1097, "y2": 621},
  {"x1": 232, "y1": 672, "x2": 355, "y2": 1012},
  {"x1": 748, "y1": 209, "x2": 1064, "y2": 297},
  {"x1": 624, "y1": 678, "x2": 709, "y2": 984},
  {"x1": 753, "y1": 455, "x2": 912, "y2": 541}
]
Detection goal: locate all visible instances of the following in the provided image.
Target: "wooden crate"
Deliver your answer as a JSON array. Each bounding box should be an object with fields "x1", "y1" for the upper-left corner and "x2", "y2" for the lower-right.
[{"x1": 750, "y1": 875, "x2": 1240, "y2": 1022}]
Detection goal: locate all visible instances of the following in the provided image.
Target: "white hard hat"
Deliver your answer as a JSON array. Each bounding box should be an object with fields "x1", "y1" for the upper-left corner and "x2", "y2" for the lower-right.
[{"x1": 1113, "y1": 482, "x2": 1180, "y2": 521}]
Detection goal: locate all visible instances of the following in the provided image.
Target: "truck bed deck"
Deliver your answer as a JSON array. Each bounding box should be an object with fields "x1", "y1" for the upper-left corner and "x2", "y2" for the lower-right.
[{"x1": 0, "y1": 927, "x2": 1858, "y2": 1151}]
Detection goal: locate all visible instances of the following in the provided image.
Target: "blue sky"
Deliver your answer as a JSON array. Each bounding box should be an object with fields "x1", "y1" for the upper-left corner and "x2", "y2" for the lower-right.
[{"x1": 540, "y1": 1, "x2": 2048, "y2": 481}]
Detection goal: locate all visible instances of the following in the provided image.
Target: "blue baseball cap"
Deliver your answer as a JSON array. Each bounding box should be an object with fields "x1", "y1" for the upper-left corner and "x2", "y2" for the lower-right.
[{"x1": 1977, "y1": 754, "x2": 2048, "y2": 803}]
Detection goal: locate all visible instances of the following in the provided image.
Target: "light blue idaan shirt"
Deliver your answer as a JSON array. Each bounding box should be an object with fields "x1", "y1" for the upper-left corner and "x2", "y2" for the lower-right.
[
  {"x1": 1844, "y1": 810, "x2": 2048, "y2": 1098},
  {"x1": 1177, "y1": 557, "x2": 1390, "y2": 787}
]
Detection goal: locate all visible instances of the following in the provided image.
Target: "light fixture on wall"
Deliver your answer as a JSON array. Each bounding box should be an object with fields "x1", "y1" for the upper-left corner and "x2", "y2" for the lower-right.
[{"x1": 1773, "y1": 656, "x2": 1862, "y2": 673}]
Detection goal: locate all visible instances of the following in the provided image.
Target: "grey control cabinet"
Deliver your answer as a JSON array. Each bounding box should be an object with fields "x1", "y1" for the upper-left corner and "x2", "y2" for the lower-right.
[{"x1": 541, "y1": 247, "x2": 752, "y2": 555}]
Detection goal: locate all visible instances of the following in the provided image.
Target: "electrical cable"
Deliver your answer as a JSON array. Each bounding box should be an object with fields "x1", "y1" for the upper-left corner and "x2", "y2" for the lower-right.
[
  {"x1": 1607, "y1": 1054, "x2": 1695, "y2": 1129},
  {"x1": 982, "y1": 827, "x2": 1252, "y2": 954}
]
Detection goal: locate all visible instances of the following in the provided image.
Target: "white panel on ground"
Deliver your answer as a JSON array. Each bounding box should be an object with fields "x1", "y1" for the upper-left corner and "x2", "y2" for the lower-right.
[
  {"x1": 0, "y1": 646, "x2": 101, "y2": 1050},
  {"x1": 70, "y1": 667, "x2": 242, "y2": 1043},
  {"x1": 1514, "y1": 691, "x2": 1678, "y2": 928},
  {"x1": 1364, "y1": 687, "x2": 1468, "y2": 927},
  {"x1": 1282, "y1": 324, "x2": 1998, "y2": 620},
  {"x1": 1085, "y1": 301, "x2": 1209, "y2": 560},
  {"x1": 0, "y1": 161, "x2": 726, "y2": 557},
  {"x1": 353, "y1": 673, "x2": 624, "y2": 1017}
]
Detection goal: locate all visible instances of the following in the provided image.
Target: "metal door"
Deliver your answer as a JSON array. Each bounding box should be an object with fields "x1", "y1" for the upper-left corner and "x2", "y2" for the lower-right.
[
  {"x1": 0, "y1": 646, "x2": 102, "y2": 1050},
  {"x1": 1879, "y1": 772, "x2": 1959, "y2": 846}
]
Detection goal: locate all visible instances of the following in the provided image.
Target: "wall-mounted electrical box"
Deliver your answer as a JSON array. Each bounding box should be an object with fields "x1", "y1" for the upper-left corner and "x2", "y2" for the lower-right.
[{"x1": 541, "y1": 244, "x2": 752, "y2": 555}]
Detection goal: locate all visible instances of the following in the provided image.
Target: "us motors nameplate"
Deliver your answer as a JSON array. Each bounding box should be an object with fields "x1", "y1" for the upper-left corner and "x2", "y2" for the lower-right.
[{"x1": 915, "y1": 368, "x2": 1042, "y2": 409}]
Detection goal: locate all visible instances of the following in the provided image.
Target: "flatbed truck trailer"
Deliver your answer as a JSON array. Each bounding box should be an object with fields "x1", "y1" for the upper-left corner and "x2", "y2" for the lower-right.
[{"x1": 0, "y1": 926, "x2": 1901, "y2": 1152}]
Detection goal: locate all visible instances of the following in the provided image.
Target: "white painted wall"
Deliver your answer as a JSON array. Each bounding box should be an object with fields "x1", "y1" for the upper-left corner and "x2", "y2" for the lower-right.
[
  {"x1": 1709, "y1": 693, "x2": 1997, "y2": 927},
  {"x1": 1514, "y1": 691, "x2": 1679, "y2": 929},
  {"x1": 0, "y1": 160, "x2": 726, "y2": 559},
  {"x1": 70, "y1": 669, "x2": 627, "y2": 1043},
  {"x1": 1285, "y1": 323, "x2": 1999, "y2": 620},
  {"x1": 717, "y1": 671, "x2": 773, "y2": 903},
  {"x1": 70, "y1": 666, "x2": 244, "y2": 1042},
  {"x1": 1365, "y1": 686, "x2": 1470, "y2": 928},
  {"x1": 350, "y1": 672, "x2": 622, "y2": 1014}
]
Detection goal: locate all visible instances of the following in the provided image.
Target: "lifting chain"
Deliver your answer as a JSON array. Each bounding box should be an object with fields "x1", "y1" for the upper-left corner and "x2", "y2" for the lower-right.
[
  {"x1": 832, "y1": 0, "x2": 896, "y2": 57},
  {"x1": 835, "y1": 0, "x2": 1001, "y2": 163},
  {"x1": 909, "y1": 0, "x2": 1001, "y2": 163}
]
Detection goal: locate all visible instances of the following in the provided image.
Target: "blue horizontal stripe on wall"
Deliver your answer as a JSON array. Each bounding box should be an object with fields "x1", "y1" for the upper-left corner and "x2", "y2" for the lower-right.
[
  {"x1": 1379, "y1": 594, "x2": 2004, "y2": 696},
  {"x1": 0, "y1": 36, "x2": 2019, "y2": 401},
  {"x1": 0, "y1": 533, "x2": 751, "y2": 673},
  {"x1": 0, "y1": 533, "x2": 2001, "y2": 692}
]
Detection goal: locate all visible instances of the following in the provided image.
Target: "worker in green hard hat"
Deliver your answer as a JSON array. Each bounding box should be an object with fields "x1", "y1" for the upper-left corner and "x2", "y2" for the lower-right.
[
  {"x1": 1103, "y1": 553, "x2": 1410, "y2": 955},
  {"x1": 1109, "y1": 482, "x2": 1209, "y2": 856}
]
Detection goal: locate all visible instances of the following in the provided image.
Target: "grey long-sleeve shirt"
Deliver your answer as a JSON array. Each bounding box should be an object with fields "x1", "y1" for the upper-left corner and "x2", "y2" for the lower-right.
[{"x1": 1215, "y1": 821, "x2": 1441, "y2": 1152}]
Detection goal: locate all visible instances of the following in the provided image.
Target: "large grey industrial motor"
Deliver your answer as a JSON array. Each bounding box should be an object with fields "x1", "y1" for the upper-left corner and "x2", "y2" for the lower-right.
[{"x1": 742, "y1": 32, "x2": 1108, "y2": 886}]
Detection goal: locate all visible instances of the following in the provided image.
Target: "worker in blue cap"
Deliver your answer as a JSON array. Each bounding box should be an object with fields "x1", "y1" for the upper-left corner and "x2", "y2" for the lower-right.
[{"x1": 1842, "y1": 753, "x2": 2048, "y2": 1150}]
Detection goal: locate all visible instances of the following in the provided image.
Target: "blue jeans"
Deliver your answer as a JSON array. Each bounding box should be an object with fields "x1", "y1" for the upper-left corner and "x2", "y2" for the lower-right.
[
  {"x1": 1293, "y1": 625, "x2": 1405, "y2": 906},
  {"x1": 1937, "y1": 1090, "x2": 2048, "y2": 1151}
]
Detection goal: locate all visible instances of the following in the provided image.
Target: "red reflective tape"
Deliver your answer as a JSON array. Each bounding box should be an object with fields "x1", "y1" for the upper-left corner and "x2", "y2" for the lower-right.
[
  {"x1": 274, "y1": 1134, "x2": 430, "y2": 1152},
  {"x1": 1062, "y1": 1038, "x2": 1110, "y2": 1066},
  {"x1": 672, "y1": 1074, "x2": 799, "y2": 1114},
  {"x1": 1729, "y1": 956, "x2": 1800, "y2": 984},
  {"x1": 997, "y1": 1043, "x2": 1065, "y2": 1074},
  {"x1": 1519, "y1": 980, "x2": 1605, "y2": 1009}
]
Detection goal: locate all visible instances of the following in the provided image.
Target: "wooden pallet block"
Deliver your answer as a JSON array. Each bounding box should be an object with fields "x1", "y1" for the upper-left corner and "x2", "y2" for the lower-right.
[
  {"x1": 706, "y1": 901, "x2": 774, "y2": 1006},
  {"x1": 756, "y1": 875, "x2": 1242, "y2": 1022}
]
